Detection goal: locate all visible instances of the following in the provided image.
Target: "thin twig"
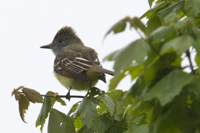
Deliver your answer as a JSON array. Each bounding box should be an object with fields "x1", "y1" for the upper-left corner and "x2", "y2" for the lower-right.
[
  {"x1": 135, "y1": 29, "x2": 144, "y2": 39},
  {"x1": 41, "y1": 94, "x2": 84, "y2": 99},
  {"x1": 126, "y1": 16, "x2": 144, "y2": 39},
  {"x1": 186, "y1": 50, "x2": 195, "y2": 75}
]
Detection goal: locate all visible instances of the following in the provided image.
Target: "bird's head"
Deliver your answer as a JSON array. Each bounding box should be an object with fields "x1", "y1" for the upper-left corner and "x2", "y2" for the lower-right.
[{"x1": 40, "y1": 26, "x2": 83, "y2": 55}]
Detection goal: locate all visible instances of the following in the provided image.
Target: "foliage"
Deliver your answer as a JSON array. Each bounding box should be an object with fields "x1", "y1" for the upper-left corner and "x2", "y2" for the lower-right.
[{"x1": 12, "y1": 0, "x2": 200, "y2": 132}]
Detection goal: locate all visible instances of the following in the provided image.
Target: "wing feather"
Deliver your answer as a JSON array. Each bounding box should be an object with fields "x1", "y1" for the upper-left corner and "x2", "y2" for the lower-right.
[{"x1": 54, "y1": 47, "x2": 108, "y2": 83}]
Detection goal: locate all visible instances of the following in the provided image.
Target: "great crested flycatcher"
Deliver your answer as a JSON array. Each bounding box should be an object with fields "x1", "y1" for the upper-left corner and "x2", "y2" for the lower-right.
[{"x1": 40, "y1": 26, "x2": 114, "y2": 99}]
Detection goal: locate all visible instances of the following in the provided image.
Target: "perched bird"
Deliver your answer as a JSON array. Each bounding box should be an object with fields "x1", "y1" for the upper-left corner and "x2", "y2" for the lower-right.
[{"x1": 40, "y1": 26, "x2": 114, "y2": 100}]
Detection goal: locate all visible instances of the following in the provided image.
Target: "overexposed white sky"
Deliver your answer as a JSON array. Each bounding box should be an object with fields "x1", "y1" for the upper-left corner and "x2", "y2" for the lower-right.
[{"x1": 1, "y1": 1, "x2": 149, "y2": 133}]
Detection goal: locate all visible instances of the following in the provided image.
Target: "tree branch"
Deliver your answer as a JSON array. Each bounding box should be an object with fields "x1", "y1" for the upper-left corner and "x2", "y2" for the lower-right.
[
  {"x1": 41, "y1": 94, "x2": 84, "y2": 99},
  {"x1": 186, "y1": 50, "x2": 195, "y2": 75}
]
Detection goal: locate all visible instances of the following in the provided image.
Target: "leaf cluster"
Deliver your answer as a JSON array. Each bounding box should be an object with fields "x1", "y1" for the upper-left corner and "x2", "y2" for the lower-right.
[
  {"x1": 12, "y1": 86, "x2": 43, "y2": 123},
  {"x1": 12, "y1": 87, "x2": 121, "y2": 133},
  {"x1": 103, "y1": 0, "x2": 200, "y2": 132}
]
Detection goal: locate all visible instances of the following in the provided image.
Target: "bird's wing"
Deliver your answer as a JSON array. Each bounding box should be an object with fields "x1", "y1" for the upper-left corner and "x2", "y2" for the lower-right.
[
  {"x1": 54, "y1": 48, "x2": 99, "y2": 82},
  {"x1": 54, "y1": 47, "x2": 113, "y2": 83}
]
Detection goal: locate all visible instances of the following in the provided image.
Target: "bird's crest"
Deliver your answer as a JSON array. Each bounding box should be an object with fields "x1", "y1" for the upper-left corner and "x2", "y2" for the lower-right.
[{"x1": 53, "y1": 26, "x2": 78, "y2": 40}]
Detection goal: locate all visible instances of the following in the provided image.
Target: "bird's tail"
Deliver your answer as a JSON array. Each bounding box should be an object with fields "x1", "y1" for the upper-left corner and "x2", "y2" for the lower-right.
[
  {"x1": 101, "y1": 68, "x2": 114, "y2": 76},
  {"x1": 90, "y1": 65, "x2": 114, "y2": 76}
]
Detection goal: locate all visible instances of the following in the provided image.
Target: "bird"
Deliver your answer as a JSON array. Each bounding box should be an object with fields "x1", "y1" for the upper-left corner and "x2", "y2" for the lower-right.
[{"x1": 40, "y1": 26, "x2": 114, "y2": 100}]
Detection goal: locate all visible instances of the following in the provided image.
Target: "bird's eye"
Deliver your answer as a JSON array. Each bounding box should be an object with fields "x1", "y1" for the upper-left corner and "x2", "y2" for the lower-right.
[{"x1": 58, "y1": 39, "x2": 62, "y2": 43}]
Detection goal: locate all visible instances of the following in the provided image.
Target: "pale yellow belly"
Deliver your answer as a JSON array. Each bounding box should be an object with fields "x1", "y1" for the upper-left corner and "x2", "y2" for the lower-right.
[{"x1": 53, "y1": 71, "x2": 99, "y2": 91}]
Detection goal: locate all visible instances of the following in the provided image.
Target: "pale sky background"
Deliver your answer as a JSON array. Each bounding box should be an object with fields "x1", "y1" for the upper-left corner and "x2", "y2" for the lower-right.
[{"x1": 1, "y1": 1, "x2": 150, "y2": 133}]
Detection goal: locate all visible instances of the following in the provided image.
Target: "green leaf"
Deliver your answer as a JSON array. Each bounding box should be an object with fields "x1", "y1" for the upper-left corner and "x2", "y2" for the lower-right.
[
  {"x1": 196, "y1": 53, "x2": 200, "y2": 63},
  {"x1": 114, "y1": 113, "x2": 124, "y2": 121},
  {"x1": 148, "y1": 0, "x2": 154, "y2": 8},
  {"x1": 97, "y1": 94, "x2": 116, "y2": 116},
  {"x1": 126, "y1": 101, "x2": 149, "y2": 127},
  {"x1": 99, "y1": 115, "x2": 111, "y2": 133},
  {"x1": 129, "y1": 76, "x2": 147, "y2": 98},
  {"x1": 131, "y1": 17, "x2": 146, "y2": 35},
  {"x1": 48, "y1": 108, "x2": 75, "y2": 133},
  {"x1": 112, "y1": 39, "x2": 150, "y2": 78},
  {"x1": 145, "y1": 52, "x2": 181, "y2": 85},
  {"x1": 144, "y1": 70, "x2": 195, "y2": 106},
  {"x1": 150, "y1": 86, "x2": 200, "y2": 133},
  {"x1": 195, "y1": 55, "x2": 200, "y2": 74},
  {"x1": 14, "y1": 91, "x2": 21, "y2": 100},
  {"x1": 12, "y1": 86, "x2": 24, "y2": 97},
  {"x1": 185, "y1": 0, "x2": 200, "y2": 19},
  {"x1": 35, "y1": 93, "x2": 52, "y2": 132},
  {"x1": 74, "y1": 116, "x2": 83, "y2": 131},
  {"x1": 146, "y1": 13, "x2": 162, "y2": 35},
  {"x1": 161, "y1": 35, "x2": 200, "y2": 55},
  {"x1": 157, "y1": 1, "x2": 184, "y2": 21},
  {"x1": 148, "y1": 25, "x2": 174, "y2": 43},
  {"x1": 90, "y1": 87, "x2": 105, "y2": 97},
  {"x1": 163, "y1": 13, "x2": 178, "y2": 25},
  {"x1": 55, "y1": 98, "x2": 66, "y2": 106},
  {"x1": 143, "y1": 52, "x2": 182, "y2": 91},
  {"x1": 174, "y1": 18, "x2": 194, "y2": 30},
  {"x1": 109, "y1": 71, "x2": 126, "y2": 91},
  {"x1": 44, "y1": 91, "x2": 66, "y2": 106},
  {"x1": 145, "y1": 1, "x2": 170, "y2": 34},
  {"x1": 12, "y1": 87, "x2": 24, "y2": 100},
  {"x1": 195, "y1": 14, "x2": 200, "y2": 25},
  {"x1": 124, "y1": 124, "x2": 149, "y2": 133},
  {"x1": 140, "y1": 10, "x2": 152, "y2": 19},
  {"x1": 22, "y1": 88, "x2": 43, "y2": 103},
  {"x1": 103, "y1": 50, "x2": 119, "y2": 61},
  {"x1": 16, "y1": 86, "x2": 24, "y2": 91},
  {"x1": 141, "y1": 1, "x2": 166, "y2": 19},
  {"x1": 192, "y1": 26, "x2": 200, "y2": 39},
  {"x1": 105, "y1": 117, "x2": 127, "y2": 133},
  {"x1": 19, "y1": 94, "x2": 30, "y2": 123},
  {"x1": 128, "y1": 65, "x2": 144, "y2": 81},
  {"x1": 156, "y1": 118, "x2": 183, "y2": 133},
  {"x1": 79, "y1": 127, "x2": 94, "y2": 133},
  {"x1": 98, "y1": 92, "x2": 124, "y2": 117},
  {"x1": 77, "y1": 97, "x2": 100, "y2": 132},
  {"x1": 150, "y1": 1, "x2": 168, "y2": 13},
  {"x1": 192, "y1": 39, "x2": 200, "y2": 56},
  {"x1": 115, "y1": 95, "x2": 135, "y2": 115},
  {"x1": 96, "y1": 101, "x2": 109, "y2": 116},
  {"x1": 68, "y1": 102, "x2": 79, "y2": 116},
  {"x1": 104, "y1": 17, "x2": 128, "y2": 38},
  {"x1": 106, "y1": 90, "x2": 123, "y2": 102}
]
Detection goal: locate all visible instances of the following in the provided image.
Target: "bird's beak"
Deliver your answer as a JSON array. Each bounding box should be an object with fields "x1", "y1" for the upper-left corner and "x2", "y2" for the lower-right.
[{"x1": 40, "y1": 43, "x2": 53, "y2": 49}]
